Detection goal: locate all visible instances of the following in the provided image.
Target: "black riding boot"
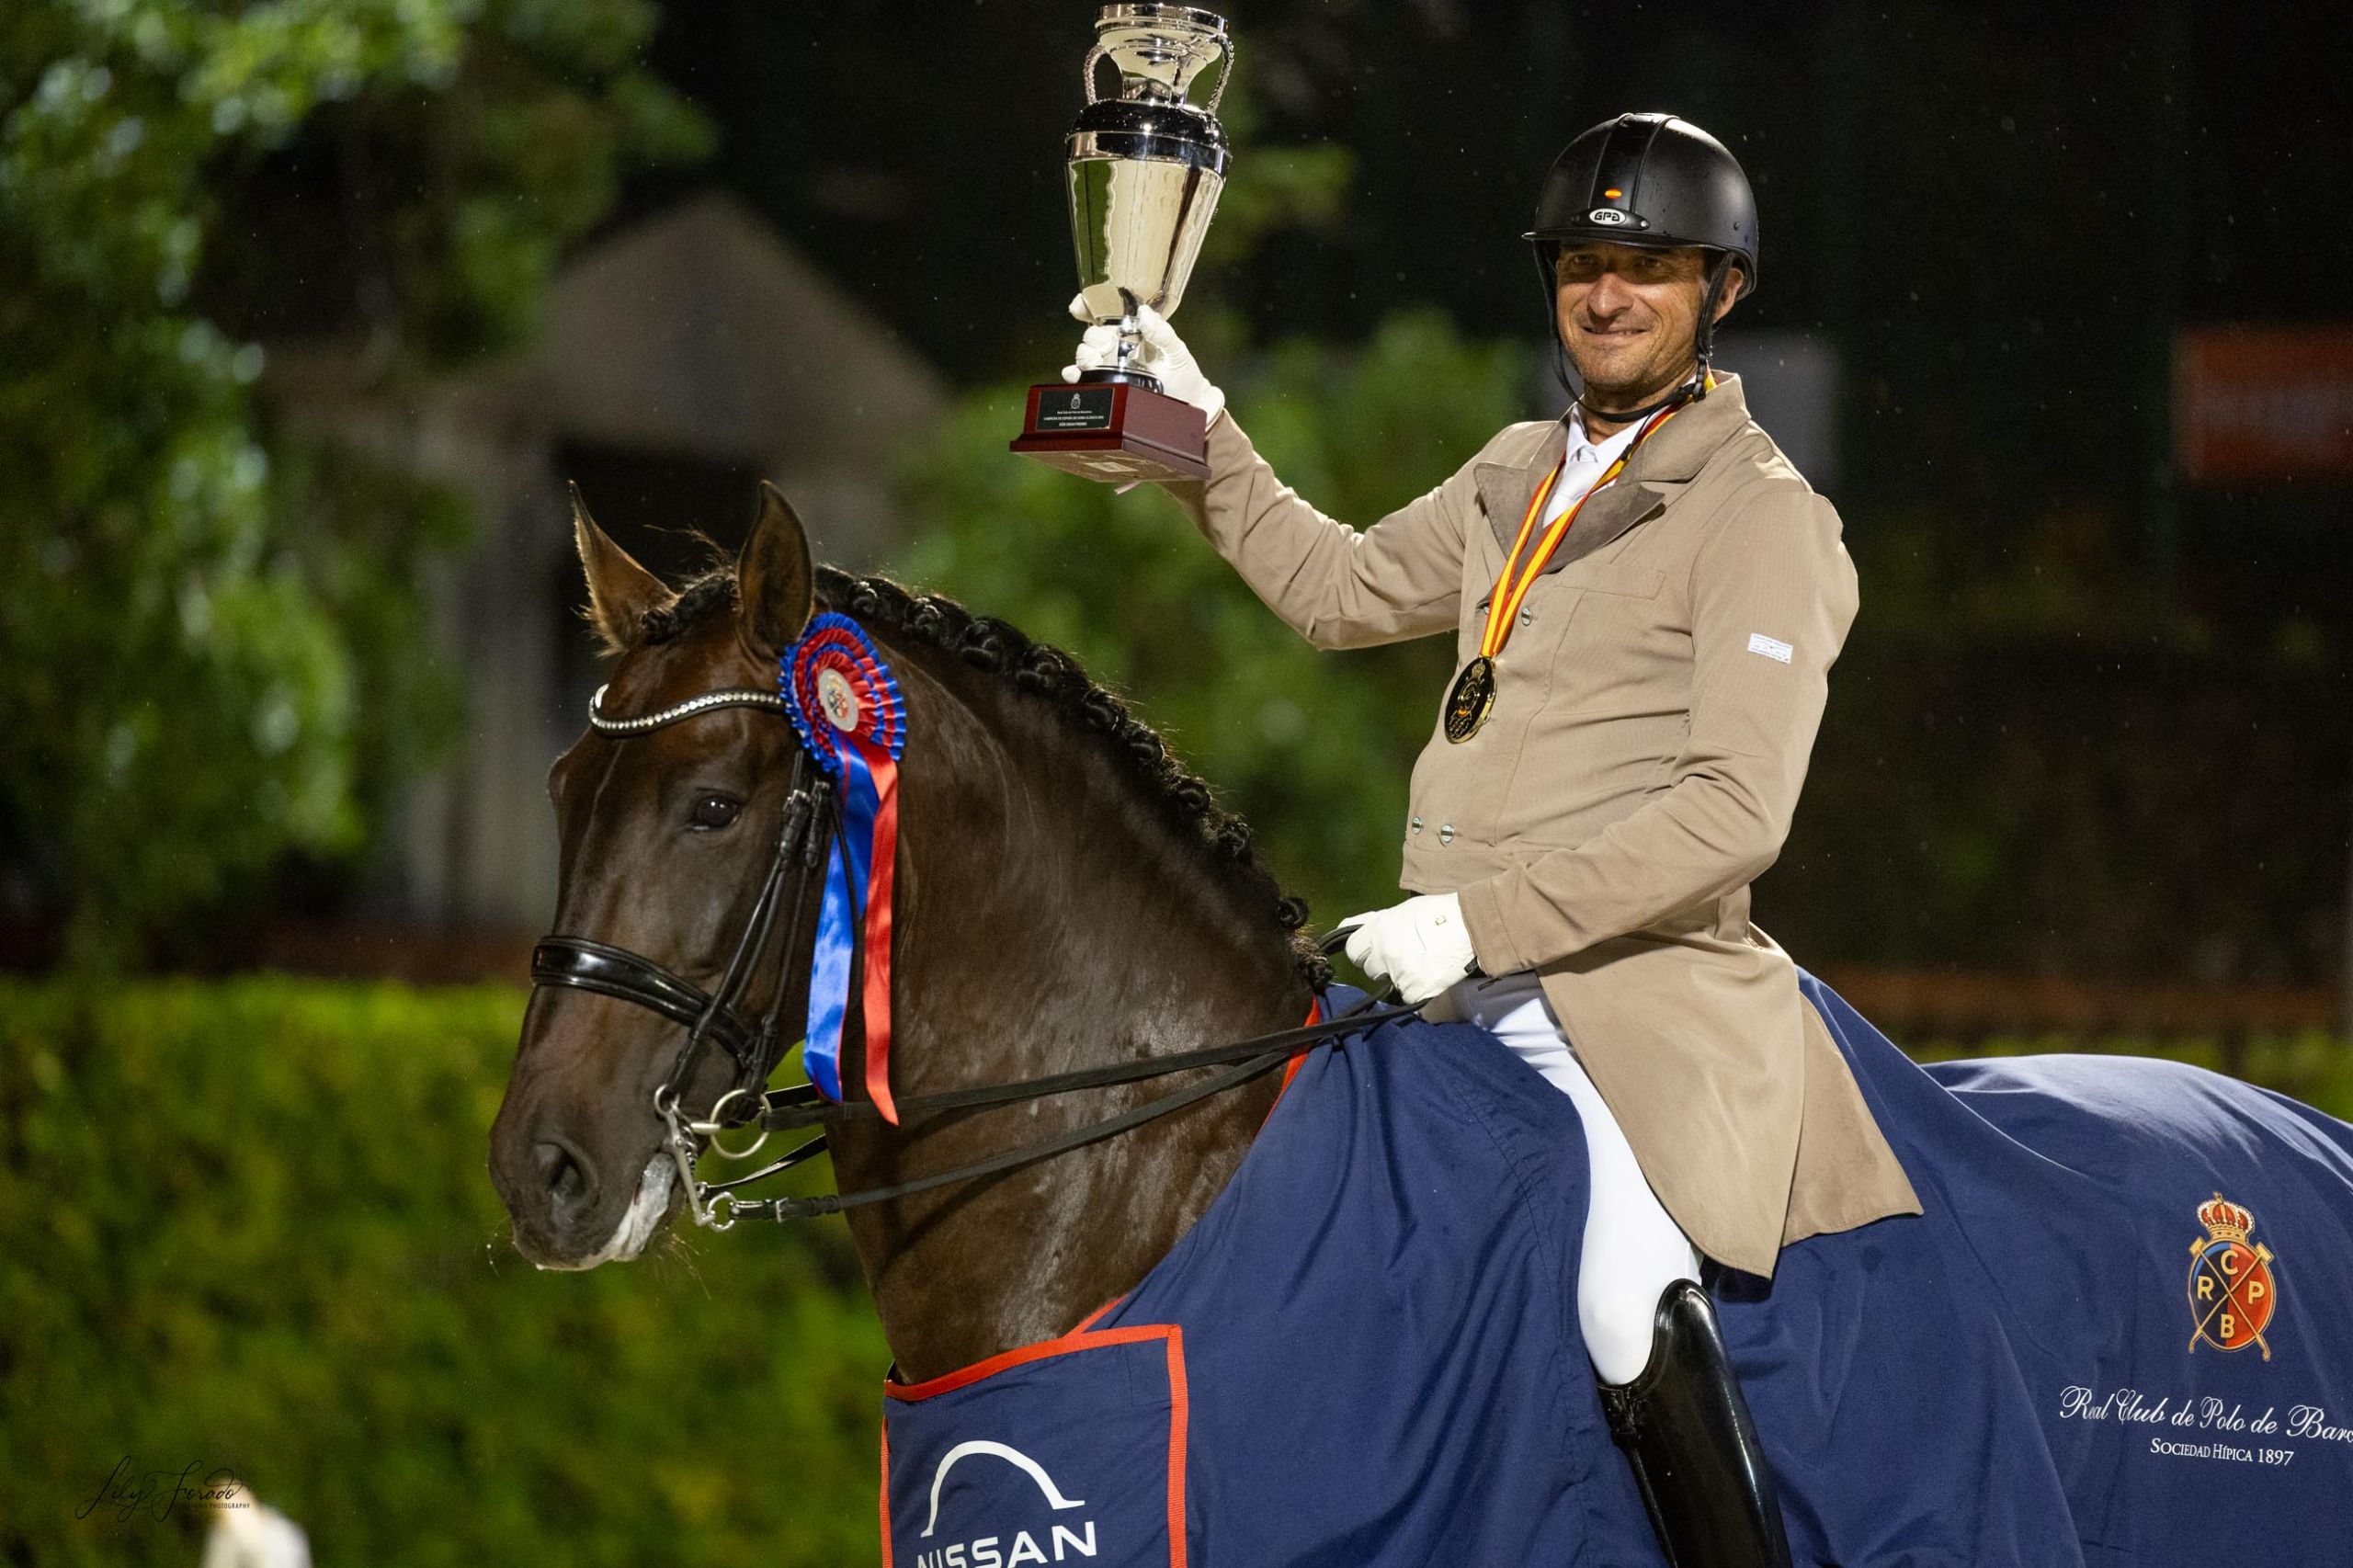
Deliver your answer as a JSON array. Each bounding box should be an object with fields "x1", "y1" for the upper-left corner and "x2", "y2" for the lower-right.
[{"x1": 1597, "y1": 1278, "x2": 1795, "y2": 1568}]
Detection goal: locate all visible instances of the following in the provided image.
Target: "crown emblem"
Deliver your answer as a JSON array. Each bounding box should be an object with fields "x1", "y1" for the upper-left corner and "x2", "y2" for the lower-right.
[
  {"x1": 2187, "y1": 1192, "x2": 2279, "y2": 1359},
  {"x1": 2197, "y1": 1194, "x2": 2255, "y2": 1244}
]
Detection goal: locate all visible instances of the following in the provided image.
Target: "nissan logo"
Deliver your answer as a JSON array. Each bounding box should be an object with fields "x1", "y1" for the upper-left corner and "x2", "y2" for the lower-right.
[{"x1": 1587, "y1": 207, "x2": 1631, "y2": 226}]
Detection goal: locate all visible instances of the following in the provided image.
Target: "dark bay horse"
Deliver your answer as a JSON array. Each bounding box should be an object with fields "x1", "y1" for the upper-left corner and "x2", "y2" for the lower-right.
[
  {"x1": 489, "y1": 483, "x2": 1326, "y2": 1380},
  {"x1": 491, "y1": 485, "x2": 2353, "y2": 1563}
]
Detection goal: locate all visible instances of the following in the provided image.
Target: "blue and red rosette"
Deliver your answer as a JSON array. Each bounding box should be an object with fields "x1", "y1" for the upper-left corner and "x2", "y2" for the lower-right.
[{"x1": 781, "y1": 613, "x2": 908, "y2": 1123}]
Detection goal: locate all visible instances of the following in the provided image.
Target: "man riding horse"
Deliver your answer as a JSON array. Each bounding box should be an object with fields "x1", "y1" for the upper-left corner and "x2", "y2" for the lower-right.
[{"x1": 1065, "y1": 109, "x2": 1922, "y2": 1565}]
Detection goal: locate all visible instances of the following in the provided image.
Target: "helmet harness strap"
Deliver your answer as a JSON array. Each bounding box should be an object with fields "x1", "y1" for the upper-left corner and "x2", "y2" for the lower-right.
[{"x1": 1690, "y1": 249, "x2": 1736, "y2": 380}]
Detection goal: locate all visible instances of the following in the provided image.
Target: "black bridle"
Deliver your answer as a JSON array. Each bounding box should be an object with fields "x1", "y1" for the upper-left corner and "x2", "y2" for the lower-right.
[{"x1": 529, "y1": 676, "x2": 1417, "y2": 1232}]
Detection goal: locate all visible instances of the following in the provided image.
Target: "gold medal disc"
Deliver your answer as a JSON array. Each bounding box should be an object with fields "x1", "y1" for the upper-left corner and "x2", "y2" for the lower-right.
[{"x1": 1444, "y1": 655, "x2": 1496, "y2": 744}]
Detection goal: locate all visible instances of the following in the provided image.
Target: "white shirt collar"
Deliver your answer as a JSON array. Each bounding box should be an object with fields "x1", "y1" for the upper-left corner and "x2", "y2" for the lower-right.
[{"x1": 1565, "y1": 404, "x2": 1645, "y2": 468}]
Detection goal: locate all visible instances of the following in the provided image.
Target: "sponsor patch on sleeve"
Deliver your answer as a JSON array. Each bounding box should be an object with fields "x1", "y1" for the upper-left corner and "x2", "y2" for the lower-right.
[{"x1": 1747, "y1": 631, "x2": 1794, "y2": 665}]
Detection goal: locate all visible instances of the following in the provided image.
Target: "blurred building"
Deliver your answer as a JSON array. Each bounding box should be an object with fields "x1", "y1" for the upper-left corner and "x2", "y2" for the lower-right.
[{"x1": 268, "y1": 192, "x2": 947, "y2": 931}]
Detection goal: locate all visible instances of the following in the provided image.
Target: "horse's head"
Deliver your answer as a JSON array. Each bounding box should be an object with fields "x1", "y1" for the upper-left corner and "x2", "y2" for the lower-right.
[
  {"x1": 488, "y1": 481, "x2": 822, "y2": 1268},
  {"x1": 489, "y1": 478, "x2": 1325, "y2": 1364}
]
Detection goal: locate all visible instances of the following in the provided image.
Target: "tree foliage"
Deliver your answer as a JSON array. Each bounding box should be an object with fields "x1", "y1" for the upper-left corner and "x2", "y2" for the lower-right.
[{"x1": 0, "y1": 0, "x2": 707, "y2": 965}]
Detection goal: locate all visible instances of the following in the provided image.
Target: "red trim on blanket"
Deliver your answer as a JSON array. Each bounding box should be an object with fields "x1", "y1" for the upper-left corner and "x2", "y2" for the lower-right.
[
  {"x1": 883, "y1": 1320, "x2": 1178, "y2": 1401},
  {"x1": 881, "y1": 1323, "x2": 1192, "y2": 1563},
  {"x1": 1268, "y1": 994, "x2": 1322, "y2": 1119},
  {"x1": 878, "y1": 1416, "x2": 894, "y2": 1568},
  {"x1": 1069, "y1": 1294, "x2": 1126, "y2": 1335},
  {"x1": 1164, "y1": 1324, "x2": 1191, "y2": 1568}
]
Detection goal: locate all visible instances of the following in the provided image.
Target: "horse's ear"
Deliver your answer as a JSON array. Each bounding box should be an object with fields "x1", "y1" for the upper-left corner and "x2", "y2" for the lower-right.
[
  {"x1": 737, "y1": 481, "x2": 814, "y2": 667},
  {"x1": 571, "y1": 483, "x2": 676, "y2": 654}
]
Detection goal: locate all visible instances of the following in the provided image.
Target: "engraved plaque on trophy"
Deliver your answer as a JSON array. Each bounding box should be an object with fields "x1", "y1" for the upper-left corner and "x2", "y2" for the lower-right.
[{"x1": 1009, "y1": 5, "x2": 1232, "y2": 484}]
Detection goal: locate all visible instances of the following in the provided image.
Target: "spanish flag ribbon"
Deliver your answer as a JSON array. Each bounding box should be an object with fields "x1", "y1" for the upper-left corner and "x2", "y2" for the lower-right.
[{"x1": 1477, "y1": 373, "x2": 1713, "y2": 661}]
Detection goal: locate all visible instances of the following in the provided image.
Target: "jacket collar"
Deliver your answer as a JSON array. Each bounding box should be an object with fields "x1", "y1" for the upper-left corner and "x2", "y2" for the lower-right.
[{"x1": 1472, "y1": 371, "x2": 1751, "y2": 573}]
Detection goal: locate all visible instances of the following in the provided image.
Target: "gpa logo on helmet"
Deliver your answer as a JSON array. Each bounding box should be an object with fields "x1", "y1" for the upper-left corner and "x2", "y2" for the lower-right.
[
  {"x1": 1586, "y1": 207, "x2": 1631, "y2": 226},
  {"x1": 2187, "y1": 1193, "x2": 2279, "y2": 1360}
]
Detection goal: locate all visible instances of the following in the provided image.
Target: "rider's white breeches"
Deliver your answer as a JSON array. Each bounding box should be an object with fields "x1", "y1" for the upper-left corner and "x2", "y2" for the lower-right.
[{"x1": 1439, "y1": 970, "x2": 1700, "y2": 1386}]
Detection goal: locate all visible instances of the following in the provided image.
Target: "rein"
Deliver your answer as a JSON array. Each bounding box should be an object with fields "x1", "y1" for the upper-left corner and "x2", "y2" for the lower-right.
[
  {"x1": 712, "y1": 979, "x2": 1418, "y2": 1228},
  {"x1": 529, "y1": 671, "x2": 1418, "y2": 1233}
]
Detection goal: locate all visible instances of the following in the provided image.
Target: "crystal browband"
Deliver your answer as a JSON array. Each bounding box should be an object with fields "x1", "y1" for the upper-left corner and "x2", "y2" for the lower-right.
[{"x1": 586, "y1": 685, "x2": 790, "y2": 735}]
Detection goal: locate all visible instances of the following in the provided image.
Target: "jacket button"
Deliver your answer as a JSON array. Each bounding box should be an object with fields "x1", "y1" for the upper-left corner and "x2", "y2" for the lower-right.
[
  {"x1": 1438, "y1": 824, "x2": 1455, "y2": 845},
  {"x1": 1518, "y1": 607, "x2": 1534, "y2": 626},
  {"x1": 1409, "y1": 815, "x2": 1423, "y2": 835}
]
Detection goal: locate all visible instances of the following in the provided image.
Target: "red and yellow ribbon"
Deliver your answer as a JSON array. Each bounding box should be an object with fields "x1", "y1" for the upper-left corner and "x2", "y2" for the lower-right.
[{"x1": 1476, "y1": 374, "x2": 1712, "y2": 660}]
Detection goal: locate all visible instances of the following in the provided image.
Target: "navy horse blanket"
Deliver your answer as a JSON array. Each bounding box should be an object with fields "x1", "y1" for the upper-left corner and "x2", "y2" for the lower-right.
[{"x1": 878, "y1": 976, "x2": 2353, "y2": 1567}]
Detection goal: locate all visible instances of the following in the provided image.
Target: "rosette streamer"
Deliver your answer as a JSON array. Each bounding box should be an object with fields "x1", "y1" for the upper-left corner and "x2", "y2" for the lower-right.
[{"x1": 780, "y1": 613, "x2": 908, "y2": 1122}]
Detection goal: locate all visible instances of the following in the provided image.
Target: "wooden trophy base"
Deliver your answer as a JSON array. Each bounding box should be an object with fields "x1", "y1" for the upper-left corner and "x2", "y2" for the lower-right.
[{"x1": 1009, "y1": 374, "x2": 1210, "y2": 484}]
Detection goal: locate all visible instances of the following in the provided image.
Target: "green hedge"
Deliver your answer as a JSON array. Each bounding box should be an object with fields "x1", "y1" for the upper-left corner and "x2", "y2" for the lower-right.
[
  {"x1": 3, "y1": 980, "x2": 889, "y2": 1566},
  {"x1": 6, "y1": 982, "x2": 2346, "y2": 1563},
  {"x1": 1910, "y1": 1031, "x2": 2353, "y2": 1122}
]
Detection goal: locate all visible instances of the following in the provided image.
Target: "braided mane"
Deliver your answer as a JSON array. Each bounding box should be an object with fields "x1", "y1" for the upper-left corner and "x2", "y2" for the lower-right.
[{"x1": 637, "y1": 562, "x2": 1329, "y2": 987}]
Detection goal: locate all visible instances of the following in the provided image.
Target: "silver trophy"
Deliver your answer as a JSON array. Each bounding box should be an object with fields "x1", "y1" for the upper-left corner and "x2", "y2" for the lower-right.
[{"x1": 1012, "y1": 5, "x2": 1233, "y2": 483}]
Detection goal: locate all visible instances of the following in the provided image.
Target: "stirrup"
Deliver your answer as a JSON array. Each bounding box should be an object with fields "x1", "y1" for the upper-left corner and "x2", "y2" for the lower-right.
[{"x1": 1597, "y1": 1278, "x2": 1794, "y2": 1568}]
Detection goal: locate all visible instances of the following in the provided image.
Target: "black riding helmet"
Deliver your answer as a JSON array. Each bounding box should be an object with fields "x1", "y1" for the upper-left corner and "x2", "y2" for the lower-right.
[{"x1": 1527, "y1": 112, "x2": 1758, "y2": 411}]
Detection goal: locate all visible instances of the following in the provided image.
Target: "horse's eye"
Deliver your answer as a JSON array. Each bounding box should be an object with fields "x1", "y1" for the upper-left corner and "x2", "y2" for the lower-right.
[{"x1": 688, "y1": 792, "x2": 742, "y2": 832}]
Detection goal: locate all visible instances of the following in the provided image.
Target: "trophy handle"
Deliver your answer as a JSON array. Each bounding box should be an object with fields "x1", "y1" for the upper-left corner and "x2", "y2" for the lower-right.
[
  {"x1": 1201, "y1": 36, "x2": 1233, "y2": 116},
  {"x1": 1081, "y1": 32, "x2": 1234, "y2": 112}
]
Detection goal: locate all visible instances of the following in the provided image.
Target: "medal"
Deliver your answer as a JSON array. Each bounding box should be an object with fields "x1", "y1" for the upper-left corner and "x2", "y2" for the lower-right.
[
  {"x1": 1445, "y1": 381, "x2": 1707, "y2": 744},
  {"x1": 1444, "y1": 655, "x2": 1496, "y2": 743}
]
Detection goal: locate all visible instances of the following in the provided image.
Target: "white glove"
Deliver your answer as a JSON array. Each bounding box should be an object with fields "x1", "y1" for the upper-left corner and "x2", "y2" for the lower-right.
[
  {"x1": 1340, "y1": 892, "x2": 1478, "y2": 1004},
  {"x1": 1062, "y1": 293, "x2": 1226, "y2": 426}
]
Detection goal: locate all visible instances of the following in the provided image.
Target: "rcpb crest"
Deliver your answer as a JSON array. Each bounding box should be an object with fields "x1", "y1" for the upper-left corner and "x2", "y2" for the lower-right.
[{"x1": 2187, "y1": 1194, "x2": 2278, "y2": 1359}]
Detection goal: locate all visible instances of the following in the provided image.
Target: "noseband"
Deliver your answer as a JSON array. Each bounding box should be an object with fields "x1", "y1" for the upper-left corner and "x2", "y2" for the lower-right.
[{"x1": 531, "y1": 670, "x2": 1422, "y2": 1233}]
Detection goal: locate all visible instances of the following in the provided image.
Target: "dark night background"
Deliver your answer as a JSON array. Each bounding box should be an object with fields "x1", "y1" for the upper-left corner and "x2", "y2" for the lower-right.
[{"x1": 637, "y1": 0, "x2": 2351, "y2": 635}]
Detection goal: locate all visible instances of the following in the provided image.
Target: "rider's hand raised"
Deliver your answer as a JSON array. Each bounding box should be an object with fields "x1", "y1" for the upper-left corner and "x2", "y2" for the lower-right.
[{"x1": 1062, "y1": 294, "x2": 1227, "y2": 426}]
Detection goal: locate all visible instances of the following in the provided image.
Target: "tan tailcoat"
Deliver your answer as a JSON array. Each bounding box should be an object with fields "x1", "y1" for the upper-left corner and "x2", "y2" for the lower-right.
[{"x1": 1160, "y1": 373, "x2": 1920, "y2": 1277}]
